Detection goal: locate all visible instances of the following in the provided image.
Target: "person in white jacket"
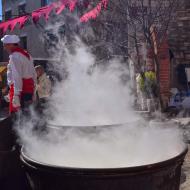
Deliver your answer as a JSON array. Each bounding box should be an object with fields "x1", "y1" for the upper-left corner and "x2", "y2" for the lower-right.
[{"x1": 1, "y1": 35, "x2": 37, "y2": 114}]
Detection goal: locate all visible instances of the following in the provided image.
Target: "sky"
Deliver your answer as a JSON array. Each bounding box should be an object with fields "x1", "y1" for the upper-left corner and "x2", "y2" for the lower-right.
[{"x1": 0, "y1": 0, "x2": 2, "y2": 21}]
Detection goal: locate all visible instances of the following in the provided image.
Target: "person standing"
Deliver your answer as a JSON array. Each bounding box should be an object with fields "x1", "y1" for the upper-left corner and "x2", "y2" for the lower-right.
[
  {"x1": 137, "y1": 58, "x2": 158, "y2": 111},
  {"x1": 35, "y1": 65, "x2": 52, "y2": 105},
  {"x1": 1, "y1": 35, "x2": 36, "y2": 114}
]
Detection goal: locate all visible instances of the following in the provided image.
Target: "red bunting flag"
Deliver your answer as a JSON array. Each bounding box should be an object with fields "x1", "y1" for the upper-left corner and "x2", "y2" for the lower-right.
[
  {"x1": 0, "y1": 15, "x2": 29, "y2": 33},
  {"x1": 0, "y1": 0, "x2": 108, "y2": 34},
  {"x1": 80, "y1": 0, "x2": 108, "y2": 22},
  {"x1": 0, "y1": 22, "x2": 10, "y2": 34},
  {"x1": 9, "y1": 16, "x2": 29, "y2": 31},
  {"x1": 32, "y1": 5, "x2": 54, "y2": 23},
  {"x1": 53, "y1": 2, "x2": 66, "y2": 15},
  {"x1": 60, "y1": 0, "x2": 77, "y2": 12}
]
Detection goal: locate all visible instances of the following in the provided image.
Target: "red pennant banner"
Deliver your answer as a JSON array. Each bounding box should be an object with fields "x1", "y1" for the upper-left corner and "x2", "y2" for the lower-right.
[
  {"x1": 80, "y1": 0, "x2": 108, "y2": 22},
  {"x1": 0, "y1": 0, "x2": 108, "y2": 33},
  {"x1": 0, "y1": 22, "x2": 10, "y2": 34},
  {"x1": 10, "y1": 16, "x2": 29, "y2": 31},
  {"x1": 0, "y1": 15, "x2": 29, "y2": 33},
  {"x1": 80, "y1": 2, "x2": 102, "y2": 22},
  {"x1": 60, "y1": 0, "x2": 77, "y2": 12},
  {"x1": 32, "y1": 5, "x2": 54, "y2": 23},
  {"x1": 101, "y1": 0, "x2": 108, "y2": 8},
  {"x1": 52, "y1": 2, "x2": 66, "y2": 15},
  {"x1": 69, "y1": 0, "x2": 77, "y2": 11}
]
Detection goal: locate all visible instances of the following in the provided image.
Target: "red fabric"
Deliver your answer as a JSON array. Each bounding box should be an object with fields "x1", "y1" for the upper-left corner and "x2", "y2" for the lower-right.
[
  {"x1": 9, "y1": 16, "x2": 29, "y2": 31},
  {"x1": 22, "y1": 78, "x2": 35, "y2": 94},
  {"x1": 0, "y1": 0, "x2": 108, "y2": 34},
  {"x1": 55, "y1": 3, "x2": 66, "y2": 15},
  {"x1": 0, "y1": 22, "x2": 10, "y2": 34},
  {"x1": 60, "y1": 0, "x2": 77, "y2": 11},
  {"x1": 9, "y1": 84, "x2": 20, "y2": 114},
  {"x1": 32, "y1": 5, "x2": 54, "y2": 23},
  {"x1": 11, "y1": 47, "x2": 31, "y2": 60},
  {"x1": 9, "y1": 79, "x2": 34, "y2": 114},
  {"x1": 80, "y1": 0, "x2": 108, "y2": 22},
  {"x1": 0, "y1": 16, "x2": 29, "y2": 34},
  {"x1": 68, "y1": 0, "x2": 77, "y2": 11}
]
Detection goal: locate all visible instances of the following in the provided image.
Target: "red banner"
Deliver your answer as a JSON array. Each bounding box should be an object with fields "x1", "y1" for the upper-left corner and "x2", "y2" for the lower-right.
[
  {"x1": 52, "y1": 2, "x2": 66, "y2": 15},
  {"x1": 0, "y1": 15, "x2": 29, "y2": 33},
  {"x1": 60, "y1": 0, "x2": 77, "y2": 11},
  {"x1": 80, "y1": 0, "x2": 108, "y2": 22},
  {"x1": 0, "y1": 0, "x2": 108, "y2": 33},
  {"x1": 32, "y1": 5, "x2": 54, "y2": 23},
  {"x1": 10, "y1": 16, "x2": 29, "y2": 31}
]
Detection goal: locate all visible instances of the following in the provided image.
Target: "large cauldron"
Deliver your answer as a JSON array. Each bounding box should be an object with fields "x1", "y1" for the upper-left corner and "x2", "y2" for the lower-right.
[
  {"x1": 0, "y1": 114, "x2": 30, "y2": 190},
  {"x1": 20, "y1": 123, "x2": 188, "y2": 190}
]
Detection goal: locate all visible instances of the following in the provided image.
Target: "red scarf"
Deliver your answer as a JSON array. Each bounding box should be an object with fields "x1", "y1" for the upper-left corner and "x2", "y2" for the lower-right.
[{"x1": 11, "y1": 47, "x2": 31, "y2": 60}]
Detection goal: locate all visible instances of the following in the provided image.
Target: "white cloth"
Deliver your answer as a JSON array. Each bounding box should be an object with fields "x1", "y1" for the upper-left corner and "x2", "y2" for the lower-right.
[
  {"x1": 7, "y1": 63, "x2": 13, "y2": 86},
  {"x1": 182, "y1": 97, "x2": 190, "y2": 109},
  {"x1": 12, "y1": 95, "x2": 21, "y2": 107},
  {"x1": 185, "y1": 68, "x2": 190, "y2": 82},
  {"x1": 7, "y1": 52, "x2": 37, "y2": 95},
  {"x1": 36, "y1": 73, "x2": 52, "y2": 99},
  {"x1": 1, "y1": 35, "x2": 20, "y2": 44}
]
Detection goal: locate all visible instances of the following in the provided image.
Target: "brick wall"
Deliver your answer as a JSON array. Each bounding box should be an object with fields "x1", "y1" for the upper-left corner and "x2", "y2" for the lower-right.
[
  {"x1": 168, "y1": 0, "x2": 190, "y2": 88},
  {"x1": 157, "y1": 39, "x2": 171, "y2": 105}
]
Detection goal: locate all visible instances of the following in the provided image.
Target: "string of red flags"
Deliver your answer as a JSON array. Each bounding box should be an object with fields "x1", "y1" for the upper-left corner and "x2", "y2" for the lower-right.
[
  {"x1": 32, "y1": 5, "x2": 55, "y2": 23},
  {"x1": 80, "y1": 0, "x2": 108, "y2": 22},
  {"x1": 59, "y1": 0, "x2": 78, "y2": 12},
  {"x1": 0, "y1": 15, "x2": 29, "y2": 33},
  {"x1": 0, "y1": 0, "x2": 108, "y2": 34}
]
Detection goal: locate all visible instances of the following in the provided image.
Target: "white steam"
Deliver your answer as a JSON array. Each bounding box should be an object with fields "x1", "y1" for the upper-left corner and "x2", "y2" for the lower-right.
[
  {"x1": 16, "y1": 21, "x2": 186, "y2": 169},
  {"x1": 48, "y1": 40, "x2": 137, "y2": 126},
  {"x1": 20, "y1": 121, "x2": 185, "y2": 168}
]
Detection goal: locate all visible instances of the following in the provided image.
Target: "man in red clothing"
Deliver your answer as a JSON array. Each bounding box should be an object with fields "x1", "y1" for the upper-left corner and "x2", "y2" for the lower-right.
[{"x1": 1, "y1": 35, "x2": 36, "y2": 114}]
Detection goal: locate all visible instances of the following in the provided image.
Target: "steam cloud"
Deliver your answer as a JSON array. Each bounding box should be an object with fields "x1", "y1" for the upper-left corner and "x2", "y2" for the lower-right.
[{"x1": 17, "y1": 18, "x2": 186, "y2": 169}]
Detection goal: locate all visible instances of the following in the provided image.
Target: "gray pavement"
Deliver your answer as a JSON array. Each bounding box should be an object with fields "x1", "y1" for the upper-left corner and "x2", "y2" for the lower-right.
[
  {"x1": 175, "y1": 118, "x2": 190, "y2": 190},
  {"x1": 180, "y1": 145, "x2": 190, "y2": 190}
]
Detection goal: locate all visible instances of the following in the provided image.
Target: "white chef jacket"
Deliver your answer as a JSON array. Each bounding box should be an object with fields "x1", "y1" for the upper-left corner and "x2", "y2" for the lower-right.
[{"x1": 7, "y1": 52, "x2": 37, "y2": 95}]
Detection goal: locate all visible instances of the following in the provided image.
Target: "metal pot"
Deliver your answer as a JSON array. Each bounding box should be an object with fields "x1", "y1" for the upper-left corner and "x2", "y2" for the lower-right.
[{"x1": 21, "y1": 145, "x2": 188, "y2": 190}]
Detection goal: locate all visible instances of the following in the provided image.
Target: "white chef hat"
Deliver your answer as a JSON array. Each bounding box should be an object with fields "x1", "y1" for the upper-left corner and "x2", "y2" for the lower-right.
[{"x1": 1, "y1": 35, "x2": 20, "y2": 44}]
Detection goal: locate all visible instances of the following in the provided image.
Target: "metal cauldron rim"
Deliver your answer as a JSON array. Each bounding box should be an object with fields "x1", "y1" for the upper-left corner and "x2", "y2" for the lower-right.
[
  {"x1": 20, "y1": 145, "x2": 188, "y2": 175},
  {"x1": 46, "y1": 119, "x2": 145, "y2": 129},
  {"x1": 46, "y1": 123, "x2": 124, "y2": 129}
]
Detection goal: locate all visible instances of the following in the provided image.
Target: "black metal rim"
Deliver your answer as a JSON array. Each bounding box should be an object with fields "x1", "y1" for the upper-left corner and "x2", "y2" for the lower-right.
[{"x1": 20, "y1": 145, "x2": 188, "y2": 176}]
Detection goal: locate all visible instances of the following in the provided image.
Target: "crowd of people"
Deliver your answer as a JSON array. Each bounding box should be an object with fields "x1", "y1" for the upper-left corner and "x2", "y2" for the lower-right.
[{"x1": 0, "y1": 35, "x2": 52, "y2": 115}]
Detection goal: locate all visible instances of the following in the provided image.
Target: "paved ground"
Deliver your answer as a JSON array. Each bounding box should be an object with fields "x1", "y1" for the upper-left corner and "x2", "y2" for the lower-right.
[
  {"x1": 176, "y1": 118, "x2": 190, "y2": 190},
  {"x1": 180, "y1": 145, "x2": 190, "y2": 190}
]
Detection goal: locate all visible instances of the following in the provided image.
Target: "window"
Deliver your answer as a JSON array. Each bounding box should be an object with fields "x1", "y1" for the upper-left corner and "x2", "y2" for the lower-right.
[
  {"x1": 18, "y1": 3, "x2": 26, "y2": 16},
  {"x1": 20, "y1": 36, "x2": 27, "y2": 50},
  {"x1": 41, "y1": 0, "x2": 52, "y2": 7},
  {"x1": 5, "y1": 10, "x2": 12, "y2": 21}
]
